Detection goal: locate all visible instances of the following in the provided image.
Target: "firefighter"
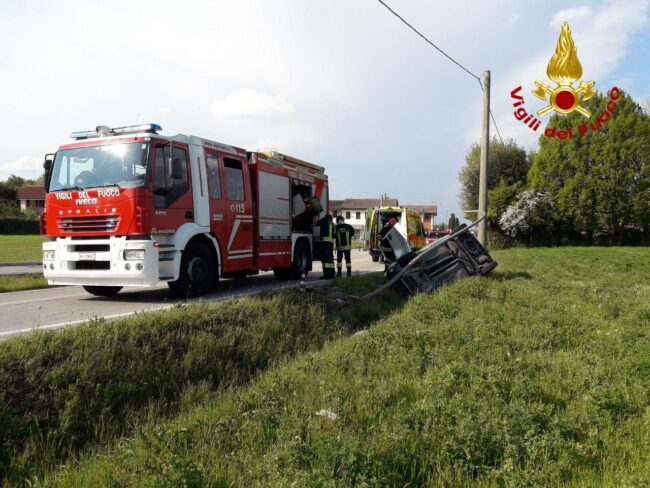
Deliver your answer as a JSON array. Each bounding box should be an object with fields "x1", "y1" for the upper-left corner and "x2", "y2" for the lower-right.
[
  {"x1": 335, "y1": 215, "x2": 355, "y2": 277},
  {"x1": 319, "y1": 214, "x2": 336, "y2": 279}
]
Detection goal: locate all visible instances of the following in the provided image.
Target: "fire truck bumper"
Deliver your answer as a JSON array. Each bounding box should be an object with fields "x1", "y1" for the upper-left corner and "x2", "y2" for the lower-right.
[{"x1": 42, "y1": 237, "x2": 160, "y2": 287}]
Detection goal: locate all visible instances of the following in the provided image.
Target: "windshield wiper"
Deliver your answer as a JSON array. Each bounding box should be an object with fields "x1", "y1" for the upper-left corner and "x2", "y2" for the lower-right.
[
  {"x1": 55, "y1": 185, "x2": 83, "y2": 192},
  {"x1": 92, "y1": 183, "x2": 122, "y2": 189}
]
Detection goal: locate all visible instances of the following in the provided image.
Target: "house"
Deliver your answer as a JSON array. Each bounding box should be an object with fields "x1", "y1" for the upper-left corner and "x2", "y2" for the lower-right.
[
  {"x1": 17, "y1": 186, "x2": 46, "y2": 214},
  {"x1": 330, "y1": 198, "x2": 399, "y2": 236}
]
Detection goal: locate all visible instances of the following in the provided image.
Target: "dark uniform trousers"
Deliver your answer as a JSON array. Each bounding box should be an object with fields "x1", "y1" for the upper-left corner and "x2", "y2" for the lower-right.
[
  {"x1": 335, "y1": 223, "x2": 354, "y2": 277},
  {"x1": 337, "y1": 249, "x2": 351, "y2": 276},
  {"x1": 320, "y1": 220, "x2": 336, "y2": 278}
]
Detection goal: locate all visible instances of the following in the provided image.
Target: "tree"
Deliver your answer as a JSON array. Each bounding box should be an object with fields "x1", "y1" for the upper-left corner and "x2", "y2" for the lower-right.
[
  {"x1": 0, "y1": 175, "x2": 41, "y2": 217},
  {"x1": 447, "y1": 213, "x2": 460, "y2": 230},
  {"x1": 458, "y1": 138, "x2": 531, "y2": 222},
  {"x1": 528, "y1": 89, "x2": 650, "y2": 244}
]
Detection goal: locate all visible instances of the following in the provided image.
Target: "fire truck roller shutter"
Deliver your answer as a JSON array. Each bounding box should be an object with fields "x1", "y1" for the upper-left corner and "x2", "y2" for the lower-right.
[{"x1": 258, "y1": 170, "x2": 290, "y2": 240}]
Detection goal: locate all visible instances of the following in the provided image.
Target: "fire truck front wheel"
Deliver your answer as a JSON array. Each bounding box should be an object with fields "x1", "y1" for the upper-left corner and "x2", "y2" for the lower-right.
[
  {"x1": 168, "y1": 241, "x2": 216, "y2": 298},
  {"x1": 82, "y1": 285, "x2": 123, "y2": 296}
]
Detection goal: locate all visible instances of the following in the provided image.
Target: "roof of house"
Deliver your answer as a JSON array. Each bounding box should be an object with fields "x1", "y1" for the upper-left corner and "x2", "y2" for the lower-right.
[
  {"x1": 330, "y1": 198, "x2": 399, "y2": 211},
  {"x1": 403, "y1": 204, "x2": 438, "y2": 214},
  {"x1": 17, "y1": 186, "x2": 45, "y2": 200}
]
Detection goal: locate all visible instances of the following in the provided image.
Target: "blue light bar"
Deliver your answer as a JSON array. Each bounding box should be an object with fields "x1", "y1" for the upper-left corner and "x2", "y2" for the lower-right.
[
  {"x1": 70, "y1": 130, "x2": 101, "y2": 139},
  {"x1": 70, "y1": 123, "x2": 162, "y2": 140},
  {"x1": 112, "y1": 124, "x2": 162, "y2": 135}
]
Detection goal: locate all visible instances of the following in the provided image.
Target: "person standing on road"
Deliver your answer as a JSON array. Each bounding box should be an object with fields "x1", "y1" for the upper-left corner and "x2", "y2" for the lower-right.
[
  {"x1": 335, "y1": 215, "x2": 355, "y2": 277},
  {"x1": 319, "y1": 214, "x2": 336, "y2": 279}
]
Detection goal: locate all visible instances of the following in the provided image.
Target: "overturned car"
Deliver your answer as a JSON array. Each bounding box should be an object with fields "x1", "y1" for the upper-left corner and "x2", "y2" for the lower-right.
[{"x1": 379, "y1": 222, "x2": 497, "y2": 298}]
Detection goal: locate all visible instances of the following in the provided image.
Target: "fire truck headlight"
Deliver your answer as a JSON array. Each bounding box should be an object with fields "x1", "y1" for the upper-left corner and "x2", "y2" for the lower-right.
[
  {"x1": 43, "y1": 251, "x2": 56, "y2": 261},
  {"x1": 124, "y1": 250, "x2": 146, "y2": 261}
]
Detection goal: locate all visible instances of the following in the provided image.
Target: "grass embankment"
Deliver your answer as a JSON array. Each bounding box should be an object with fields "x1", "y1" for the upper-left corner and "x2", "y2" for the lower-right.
[
  {"x1": 0, "y1": 274, "x2": 48, "y2": 293},
  {"x1": 0, "y1": 274, "x2": 400, "y2": 485},
  {"x1": 42, "y1": 247, "x2": 650, "y2": 487},
  {"x1": 0, "y1": 235, "x2": 46, "y2": 263}
]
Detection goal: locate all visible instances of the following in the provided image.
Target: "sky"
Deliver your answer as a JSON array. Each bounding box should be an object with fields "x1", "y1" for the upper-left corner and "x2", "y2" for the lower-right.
[{"x1": 1, "y1": 0, "x2": 648, "y2": 220}]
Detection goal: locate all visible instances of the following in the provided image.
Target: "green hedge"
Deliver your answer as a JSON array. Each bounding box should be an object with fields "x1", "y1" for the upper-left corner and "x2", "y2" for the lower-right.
[{"x1": 0, "y1": 217, "x2": 39, "y2": 235}]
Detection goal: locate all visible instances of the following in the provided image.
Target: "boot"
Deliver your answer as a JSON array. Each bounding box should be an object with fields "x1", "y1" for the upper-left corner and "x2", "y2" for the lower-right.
[
  {"x1": 337, "y1": 270, "x2": 342, "y2": 278},
  {"x1": 347, "y1": 269, "x2": 351, "y2": 277}
]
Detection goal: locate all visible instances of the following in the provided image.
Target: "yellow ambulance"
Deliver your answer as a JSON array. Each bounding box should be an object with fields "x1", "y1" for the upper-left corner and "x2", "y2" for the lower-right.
[{"x1": 364, "y1": 206, "x2": 426, "y2": 262}]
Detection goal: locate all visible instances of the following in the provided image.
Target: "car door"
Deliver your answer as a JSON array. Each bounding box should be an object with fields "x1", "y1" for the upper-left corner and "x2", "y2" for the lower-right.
[{"x1": 150, "y1": 141, "x2": 193, "y2": 233}]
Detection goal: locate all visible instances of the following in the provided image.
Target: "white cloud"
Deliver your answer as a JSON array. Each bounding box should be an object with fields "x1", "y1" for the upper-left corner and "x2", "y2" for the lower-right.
[
  {"x1": 0, "y1": 156, "x2": 43, "y2": 181},
  {"x1": 211, "y1": 89, "x2": 294, "y2": 120},
  {"x1": 550, "y1": 6, "x2": 592, "y2": 28},
  {"x1": 508, "y1": 13, "x2": 521, "y2": 25}
]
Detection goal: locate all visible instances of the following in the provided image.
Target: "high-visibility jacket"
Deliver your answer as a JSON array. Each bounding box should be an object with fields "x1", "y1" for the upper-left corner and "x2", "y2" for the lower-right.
[
  {"x1": 335, "y1": 223, "x2": 355, "y2": 250},
  {"x1": 320, "y1": 219, "x2": 336, "y2": 244}
]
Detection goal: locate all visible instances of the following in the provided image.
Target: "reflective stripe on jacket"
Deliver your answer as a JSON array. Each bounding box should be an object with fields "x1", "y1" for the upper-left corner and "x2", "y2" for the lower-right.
[{"x1": 320, "y1": 219, "x2": 336, "y2": 244}]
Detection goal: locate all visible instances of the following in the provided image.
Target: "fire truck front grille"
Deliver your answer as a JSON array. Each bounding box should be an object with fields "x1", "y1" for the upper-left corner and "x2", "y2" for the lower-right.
[{"x1": 57, "y1": 216, "x2": 120, "y2": 233}]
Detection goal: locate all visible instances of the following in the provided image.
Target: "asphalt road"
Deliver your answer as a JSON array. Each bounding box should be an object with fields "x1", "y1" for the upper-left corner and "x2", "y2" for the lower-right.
[{"x1": 0, "y1": 249, "x2": 382, "y2": 337}]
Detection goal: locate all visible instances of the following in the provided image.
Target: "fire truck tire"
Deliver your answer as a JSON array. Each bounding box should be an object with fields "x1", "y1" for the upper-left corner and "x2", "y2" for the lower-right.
[
  {"x1": 273, "y1": 240, "x2": 310, "y2": 281},
  {"x1": 82, "y1": 285, "x2": 123, "y2": 296},
  {"x1": 290, "y1": 240, "x2": 311, "y2": 279},
  {"x1": 168, "y1": 241, "x2": 215, "y2": 298}
]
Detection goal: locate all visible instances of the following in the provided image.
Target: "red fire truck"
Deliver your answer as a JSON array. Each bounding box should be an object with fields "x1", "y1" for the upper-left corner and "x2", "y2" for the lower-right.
[{"x1": 41, "y1": 124, "x2": 329, "y2": 297}]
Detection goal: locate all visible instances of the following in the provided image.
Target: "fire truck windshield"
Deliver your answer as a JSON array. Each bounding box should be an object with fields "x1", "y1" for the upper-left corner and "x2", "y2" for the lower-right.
[{"x1": 49, "y1": 142, "x2": 149, "y2": 192}]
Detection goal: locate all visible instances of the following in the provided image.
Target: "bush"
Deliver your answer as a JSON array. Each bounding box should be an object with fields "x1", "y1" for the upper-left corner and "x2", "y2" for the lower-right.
[{"x1": 0, "y1": 217, "x2": 39, "y2": 235}]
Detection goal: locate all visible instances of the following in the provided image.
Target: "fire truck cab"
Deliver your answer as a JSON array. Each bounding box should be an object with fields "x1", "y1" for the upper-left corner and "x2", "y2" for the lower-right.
[{"x1": 41, "y1": 124, "x2": 329, "y2": 297}]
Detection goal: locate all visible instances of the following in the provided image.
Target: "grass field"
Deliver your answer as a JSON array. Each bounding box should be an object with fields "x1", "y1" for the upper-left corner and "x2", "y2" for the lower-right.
[
  {"x1": 0, "y1": 274, "x2": 47, "y2": 293},
  {"x1": 3, "y1": 247, "x2": 650, "y2": 486},
  {"x1": 0, "y1": 276, "x2": 401, "y2": 485},
  {"x1": 0, "y1": 235, "x2": 46, "y2": 263}
]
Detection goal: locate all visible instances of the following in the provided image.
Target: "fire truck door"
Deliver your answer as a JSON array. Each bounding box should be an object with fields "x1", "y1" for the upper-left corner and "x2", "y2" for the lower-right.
[
  {"x1": 222, "y1": 156, "x2": 253, "y2": 271},
  {"x1": 205, "y1": 150, "x2": 228, "y2": 265},
  {"x1": 150, "y1": 142, "x2": 193, "y2": 233}
]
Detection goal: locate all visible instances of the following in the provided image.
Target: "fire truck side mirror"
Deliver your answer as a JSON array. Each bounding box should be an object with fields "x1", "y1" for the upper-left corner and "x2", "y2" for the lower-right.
[{"x1": 43, "y1": 154, "x2": 55, "y2": 191}]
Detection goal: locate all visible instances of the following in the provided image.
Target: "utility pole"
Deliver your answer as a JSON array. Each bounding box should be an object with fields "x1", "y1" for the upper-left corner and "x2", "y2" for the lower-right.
[{"x1": 477, "y1": 70, "x2": 490, "y2": 246}]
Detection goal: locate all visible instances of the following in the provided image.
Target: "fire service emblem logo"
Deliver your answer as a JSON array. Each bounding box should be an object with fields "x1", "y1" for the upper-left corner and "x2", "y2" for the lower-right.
[
  {"x1": 532, "y1": 22, "x2": 596, "y2": 118},
  {"x1": 510, "y1": 21, "x2": 619, "y2": 140}
]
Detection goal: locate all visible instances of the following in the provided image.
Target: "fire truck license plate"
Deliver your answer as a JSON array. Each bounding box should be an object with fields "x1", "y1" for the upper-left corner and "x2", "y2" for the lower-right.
[{"x1": 78, "y1": 252, "x2": 95, "y2": 260}]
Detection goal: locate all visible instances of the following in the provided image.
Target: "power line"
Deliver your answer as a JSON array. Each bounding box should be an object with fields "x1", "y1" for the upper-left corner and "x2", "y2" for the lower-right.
[
  {"x1": 489, "y1": 109, "x2": 504, "y2": 145},
  {"x1": 375, "y1": 0, "x2": 481, "y2": 84},
  {"x1": 376, "y1": 0, "x2": 507, "y2": 145}
]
